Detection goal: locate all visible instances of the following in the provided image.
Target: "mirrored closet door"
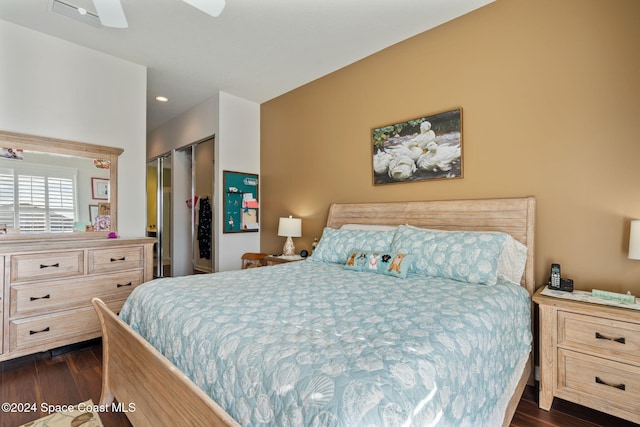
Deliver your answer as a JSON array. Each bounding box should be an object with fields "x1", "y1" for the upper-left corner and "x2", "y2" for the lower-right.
[
  {"x1": 147, "y1": 137, "x2": 214, "y2": 278},
  {"x1": 146, "y1": 154, "x2": 172, "y2": 278},
  {"x1": 192, "y1": 138, "x2": 214, "y2": 273}
]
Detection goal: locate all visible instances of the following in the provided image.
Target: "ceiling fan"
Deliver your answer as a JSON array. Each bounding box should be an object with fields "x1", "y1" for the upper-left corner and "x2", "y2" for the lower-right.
[{"x1": 92, "y1": 0, "x2": 226, "y2": 28}]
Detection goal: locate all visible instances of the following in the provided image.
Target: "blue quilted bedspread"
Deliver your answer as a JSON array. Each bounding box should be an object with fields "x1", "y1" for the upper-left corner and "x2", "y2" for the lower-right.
[{"x1": 120, "y1": 261, "x2": 531, "y2": 426}]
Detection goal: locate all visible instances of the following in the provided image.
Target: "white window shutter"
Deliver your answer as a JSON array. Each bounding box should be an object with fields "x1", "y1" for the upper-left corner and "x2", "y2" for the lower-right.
[
  {"x1": 0, "y1": 169, "x2": 15, "y2": 228},
  {"x1": 48, "y1": 177, "x2": 75, "y2": 232},
  {"x1": 18, "y1": 175, "x2": 47, "y2": 232},
  {"x1": 0, "y1": 165, "x2": 77, "y2": 233}
]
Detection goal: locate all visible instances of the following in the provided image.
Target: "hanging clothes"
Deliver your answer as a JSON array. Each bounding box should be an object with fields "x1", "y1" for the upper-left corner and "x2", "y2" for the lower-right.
[{"x1": 198, "y1": 196, "x2": 212, "y2": 259}]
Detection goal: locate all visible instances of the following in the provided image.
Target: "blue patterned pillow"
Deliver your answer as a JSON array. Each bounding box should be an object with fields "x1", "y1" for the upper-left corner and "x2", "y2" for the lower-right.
[
  {"x1": 309, "y1": 228, "x2": 395, "y2": 264},
  {"x1": 390, "y1": 225, "x2": 507, "y2": 285},
  {"x1": 344, "y1": 249, "x2": 415, "y2": 279}
]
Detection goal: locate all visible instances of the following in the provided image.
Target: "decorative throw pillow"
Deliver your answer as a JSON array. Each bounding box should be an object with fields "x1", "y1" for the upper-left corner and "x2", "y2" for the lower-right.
[
  {"x1": 390, "y1": 225, "x2": 507, "y2": 285},
  {"x1": 309, "y1": 228, "x2": 395, "y2": 264},
  {"x1": 344, "y1": 249, "x2": 415, "y2": 279}
]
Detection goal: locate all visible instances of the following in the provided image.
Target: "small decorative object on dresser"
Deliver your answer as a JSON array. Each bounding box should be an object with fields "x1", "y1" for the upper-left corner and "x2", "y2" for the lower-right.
[
  {"x1": 533, "y1": 286, "x2": 640, "y2": 424},
  {"x1": 93, "y1": 215, "x2": 111, "y2": 232}
]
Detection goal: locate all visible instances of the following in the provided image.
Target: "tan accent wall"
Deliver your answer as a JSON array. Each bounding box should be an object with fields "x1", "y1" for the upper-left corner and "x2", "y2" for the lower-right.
[{"x1": 260, "y1": 0, "x2": 640, "y2": 293}]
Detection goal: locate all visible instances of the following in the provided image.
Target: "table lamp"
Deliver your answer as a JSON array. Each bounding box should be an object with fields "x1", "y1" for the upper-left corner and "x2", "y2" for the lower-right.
[
  {"x1": 278, "y1": 215, "x2": 302, "y2": 256},
  {"x1": 630, "y1": 220, "x2": 640, "y2": 260}
]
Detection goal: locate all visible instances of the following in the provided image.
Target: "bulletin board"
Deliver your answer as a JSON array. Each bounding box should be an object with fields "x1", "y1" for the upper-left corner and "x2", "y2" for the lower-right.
[{"x1": 223, "y1": 170, "x2": 259, "y2": 233}]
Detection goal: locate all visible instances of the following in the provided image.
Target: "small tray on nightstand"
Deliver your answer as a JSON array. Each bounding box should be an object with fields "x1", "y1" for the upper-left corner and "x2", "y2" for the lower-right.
[
  {"x1": 540, "y1": 286, "x2": 640, "y2": 311},
  {"x1": 264, "y1": 255, "x2": 305, "y2": 265}
]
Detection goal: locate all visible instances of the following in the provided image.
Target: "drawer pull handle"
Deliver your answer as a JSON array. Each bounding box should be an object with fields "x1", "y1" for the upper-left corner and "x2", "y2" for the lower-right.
[
  {"x1": 595, "y1": 376, "x2": 625, "y2": 391},
  {"x1": 39, "y1": 263, "x2": 60, "y2": 269},
  {"x1": 117, "y1": 282, "x2": 132, "y2": 288},
  {"x1": 29, "y1": 327, "x2": 50, "y2": 335},
  {"x1": 110, "y1": 257, "x2": 126, "y2": 262},
  {"x1": 30, "y1": 294, "x2": 51, "y2": 301},
  {"x1": 595, "y1": 332, "x2": 625, "y2": 344}
]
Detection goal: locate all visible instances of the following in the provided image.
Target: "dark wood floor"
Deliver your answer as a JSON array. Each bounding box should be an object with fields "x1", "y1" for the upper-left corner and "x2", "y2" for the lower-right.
[
  {"x1": 0, "y1": 340, "x2": 131, "y2": 427},
  {"x1": 1, "y1": 341, "x2": 638, "y2": 427}
]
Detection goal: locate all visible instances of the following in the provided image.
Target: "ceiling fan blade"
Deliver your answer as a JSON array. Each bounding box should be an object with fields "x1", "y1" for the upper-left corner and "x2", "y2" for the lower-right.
[
  {"x1": 92, "y1": 0, "x2": 128, "y2": 28},
  {"x1": 182, "y1": 0, "x2": 226, "y2": 18}
]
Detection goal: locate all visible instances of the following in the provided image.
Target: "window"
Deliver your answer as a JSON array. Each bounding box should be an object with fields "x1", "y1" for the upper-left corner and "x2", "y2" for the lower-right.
[{"x1": 0, "y1": 165, "x2": 77, "y2": 233}]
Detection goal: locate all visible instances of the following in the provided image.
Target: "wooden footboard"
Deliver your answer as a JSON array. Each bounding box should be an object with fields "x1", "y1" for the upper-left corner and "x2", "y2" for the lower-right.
[
  {"x1": 91, "y1": 298, "x2": 239, "y2": 427},
  {"x1": 502, "y1": 361, "x2": 531, "y2": 427}
]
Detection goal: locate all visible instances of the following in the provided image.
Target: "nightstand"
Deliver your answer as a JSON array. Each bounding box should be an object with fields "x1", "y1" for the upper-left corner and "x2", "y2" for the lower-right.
[
  {"x1": 533, "y1": 286, "x2": 640, "y2": 423},
  {"x1": 264, "y1": 255, "x2": 305, "y2": 265}
]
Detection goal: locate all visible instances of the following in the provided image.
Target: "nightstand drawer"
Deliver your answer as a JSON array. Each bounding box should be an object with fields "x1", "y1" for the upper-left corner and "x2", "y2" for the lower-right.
[
  {"x1": 10, "y1": 251, "x2": 84, "y2": 282},
  {"x1": 559, "y1": 311, "x2": 640, "y2": 363},
  {"x1": 88, "y1": 246, "x2": 144, "y2": 273},
  {"x1": 559, "y1": 348, "x2": 640, "y2": 418}
]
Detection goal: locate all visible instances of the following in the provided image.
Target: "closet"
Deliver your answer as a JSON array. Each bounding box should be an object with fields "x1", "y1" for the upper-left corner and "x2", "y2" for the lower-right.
[{"x1": 146, "y1": 137, "x2": 214, "y2": 277}]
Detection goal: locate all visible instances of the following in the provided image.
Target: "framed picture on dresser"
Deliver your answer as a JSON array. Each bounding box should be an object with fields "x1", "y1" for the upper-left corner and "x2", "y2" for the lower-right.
[
  {"x1": 89, "y1": 204, "x2": 98, "y2": 223},
  {"x1": 91, "y1": 177, "x2": 109, "y2": 200}
]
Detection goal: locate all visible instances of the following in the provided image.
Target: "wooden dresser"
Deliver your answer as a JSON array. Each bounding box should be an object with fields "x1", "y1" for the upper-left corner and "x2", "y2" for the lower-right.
[
  {"x1": 533, "y1": 287, "x2": 640, "y2": 423},
  {"x1": 0, "y1": 237, "x2": 154, "y2": 361}
]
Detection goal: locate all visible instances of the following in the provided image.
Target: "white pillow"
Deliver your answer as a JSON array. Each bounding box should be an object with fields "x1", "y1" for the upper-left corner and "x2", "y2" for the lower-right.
[
  {"x1": 340, "y1": 224, "x2": 398, "y2": 231},
  {"x1": 497, "y1": 237, "x2": 528, "y2": 284}
]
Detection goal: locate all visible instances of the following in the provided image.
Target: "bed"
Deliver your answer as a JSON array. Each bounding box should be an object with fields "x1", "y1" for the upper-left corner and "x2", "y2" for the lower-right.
[{"x1": 92, "y1": 196, "x2": 535, "y2": 426}]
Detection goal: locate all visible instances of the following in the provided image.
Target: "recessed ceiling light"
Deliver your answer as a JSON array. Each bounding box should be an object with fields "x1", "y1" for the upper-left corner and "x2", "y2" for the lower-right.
[{"x1": 155, "y1": 96, "x2": 169, "y2": 102}]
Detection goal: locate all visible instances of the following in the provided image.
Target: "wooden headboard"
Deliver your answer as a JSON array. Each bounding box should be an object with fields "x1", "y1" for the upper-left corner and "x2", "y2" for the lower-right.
[{"x1": 326, "y1": 197, "x2": 536, "y2": 296}]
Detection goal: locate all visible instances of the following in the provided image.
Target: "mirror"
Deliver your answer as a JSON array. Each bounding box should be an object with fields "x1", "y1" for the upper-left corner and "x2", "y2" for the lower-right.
[{"x1": 0, "y1": 130, "x2": 122, "y2": 241}]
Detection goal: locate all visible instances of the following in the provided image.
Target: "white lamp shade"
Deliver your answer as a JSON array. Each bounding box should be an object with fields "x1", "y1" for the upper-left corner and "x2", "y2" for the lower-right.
[
  {"x1": 630, "y1": 220, "x2": 640, "y2": 260},
  {"x1": 278, "y1": 216, "x2": 302, "y2": 238}
]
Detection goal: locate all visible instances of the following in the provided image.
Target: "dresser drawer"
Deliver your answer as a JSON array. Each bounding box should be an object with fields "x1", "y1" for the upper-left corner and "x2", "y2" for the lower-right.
[
  {"x1": 559, "y1": 348, "x2": 640, "y2": 419},
  {"x1": 10, "y1": 270, "x2": 144, "y2": 317},
  {"x1": 10, "y1": 251, "x2": 84, "y2": 283},
  {"x1": 88, "y1": 246, "x2": 144, "y2": 274},
  {"x1": 558, "y1": 311, "x2": 640, "y2": 363},
  {"x1": 9, "y1": 300, "x2": 127, "y2": 352}
]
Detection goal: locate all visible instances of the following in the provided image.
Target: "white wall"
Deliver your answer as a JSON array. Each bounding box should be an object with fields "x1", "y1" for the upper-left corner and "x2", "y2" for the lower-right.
[
  {"x1": 0, "y1": 19, "x2": 147, "y2": 237},
  {"x1": 147, "y1": 95, "x2": 219, "y2": 159},
  {"x1": 147, "y1": 91, "x2": 260, "y2": 272},
  {"x1": 217, "y1": 92, "x2": 260, "y2": 271}
]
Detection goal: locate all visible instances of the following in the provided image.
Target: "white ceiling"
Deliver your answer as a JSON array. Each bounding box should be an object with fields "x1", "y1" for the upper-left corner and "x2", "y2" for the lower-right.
[{"x1": 0, "y1": 0, "x2": 494, "y2": 131}]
